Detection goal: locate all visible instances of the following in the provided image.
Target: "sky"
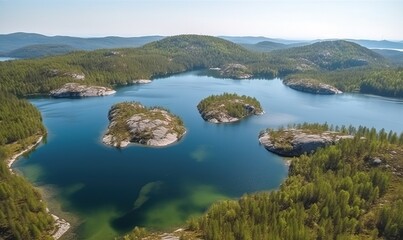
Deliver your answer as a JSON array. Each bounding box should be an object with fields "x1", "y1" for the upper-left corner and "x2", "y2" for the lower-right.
[{"x1": 0, "y1": 0, "x2": 402, "y2": 40}]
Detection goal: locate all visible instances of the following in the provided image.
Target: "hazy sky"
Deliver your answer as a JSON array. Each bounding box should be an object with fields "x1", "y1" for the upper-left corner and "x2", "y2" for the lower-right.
[{"x1": 0, "y1": 0, "x2": 402, "y2": 40}]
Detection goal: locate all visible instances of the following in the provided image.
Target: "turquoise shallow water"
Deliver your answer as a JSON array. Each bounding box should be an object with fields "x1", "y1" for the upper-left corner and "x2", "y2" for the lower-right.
[{"x1": 14, "y1": 72, "x2": 403, "y2": 239}]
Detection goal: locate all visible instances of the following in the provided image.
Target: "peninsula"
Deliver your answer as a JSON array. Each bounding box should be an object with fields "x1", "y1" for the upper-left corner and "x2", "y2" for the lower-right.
[
  {"x1": 259, "y1": 124, "x2": 352, "y2": 157},
  {"x1": 103, "y1": 102, "x2": 186, "y2": 148}
]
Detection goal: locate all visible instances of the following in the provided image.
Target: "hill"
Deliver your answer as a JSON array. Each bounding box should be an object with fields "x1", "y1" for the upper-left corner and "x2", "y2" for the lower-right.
[
  {"x1": 373, "y1": 49, "x2": 403, "y2": 66},
  {"x1": 271, "y1": 40, "x2": 386, "y2": 71},
  {"x1": 1, "y1": 44, "x2": 77, "y2": 58},
  {"x1": 0, "y1": 35, "x2": 261, "y2": 96},
  {"x1": 349, "y1": 39, "x2": 403, "y2": 50},
  {"x1": 241, "y1": 41, "x2": 288, "y2": 52},
  {"x1": 0, "y1": 35, "x2": 399, "y2": 98},
  {"x1": 0, "y1": 32, "x2": 164, "y2": 53}
]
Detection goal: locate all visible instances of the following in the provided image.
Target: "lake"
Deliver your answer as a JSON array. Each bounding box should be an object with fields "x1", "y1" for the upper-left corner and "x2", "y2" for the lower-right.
[{"x1": 14, "y1": 71, "x2": 403, "y2": 239}]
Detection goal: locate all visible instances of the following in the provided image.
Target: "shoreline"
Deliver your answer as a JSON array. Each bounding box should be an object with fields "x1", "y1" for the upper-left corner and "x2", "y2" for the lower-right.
[{"x1": 6, "y1": 135, "x2": 71, "y2": 239}]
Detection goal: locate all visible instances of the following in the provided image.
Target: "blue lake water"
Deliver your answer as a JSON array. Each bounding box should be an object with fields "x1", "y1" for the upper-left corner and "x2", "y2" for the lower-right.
[{"x1": 14, "y1": 71, "x2": 403, "y2": 239}]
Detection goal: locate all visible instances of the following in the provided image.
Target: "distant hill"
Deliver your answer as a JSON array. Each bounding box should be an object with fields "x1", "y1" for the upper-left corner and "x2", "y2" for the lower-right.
[
  {"x1": 373, "y1": 49, "x2": 403, "y2": 65},
  {"x1": 241, "y1": 41, "x2": 287, "y2": 52},
  {"x1": 1, "y1": 44, "x2": 78, "y2": 58},
  {"x1": 349, "y1": 39, "x2": 403, "y2": 50},
  {"x1": 0, "y1": 32, "x2": 164, "y2": 55},
  {"x1": 272, "y1": 40, "x2": 386, "y2": 71},
  {"x1": 219, "y1": 36, "x2": 304, "y2": 45}
]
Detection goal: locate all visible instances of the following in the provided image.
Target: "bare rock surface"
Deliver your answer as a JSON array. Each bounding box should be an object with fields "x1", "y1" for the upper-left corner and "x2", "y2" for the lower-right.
[
  {"x1": 259, "y1": 128, "x2": 352, "y2": 157},
  {"x1": 103, "y1": 102, "x2": 186, "y2": 148},
  {"x1": 284, "y1": 78, "x2": 342, "y2": 95},
  {"x1": 50, "y1": 83, "x2": 116, "y2": 98}
]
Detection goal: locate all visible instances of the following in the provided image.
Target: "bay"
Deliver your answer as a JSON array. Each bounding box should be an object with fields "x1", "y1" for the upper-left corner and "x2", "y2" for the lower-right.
[{"x1": 14, "y1": 71, "x2": 403, "y2": 239}]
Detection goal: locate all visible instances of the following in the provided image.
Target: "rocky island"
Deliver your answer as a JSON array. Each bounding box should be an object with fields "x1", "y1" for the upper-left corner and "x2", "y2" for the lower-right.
[
  {"x1": 103, "y1": 102, "x2": 186, "y2": 148},
  {"x1": 259, "y1": 125, "x2": 352, "y2": 157},
  {"x1": 283, "y1": 78, "x2": 342, "y2": 95},
  {"x1": 50, "y1": 83, "x2": 116, "y2": 98},
  {"x1": 197, "y1": 93, "x2": 263, "y2": 123}
]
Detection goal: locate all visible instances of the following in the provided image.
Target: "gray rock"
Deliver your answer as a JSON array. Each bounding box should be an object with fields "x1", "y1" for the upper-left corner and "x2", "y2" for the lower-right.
[
  {"x1": 132, "y1": 79, "x2": 152, "y2": 84},
  {"x1": 259, "y1": 129, "x2": 352, "y2": 157},
  {"x1": 50, "y1": 83, "x2": 115, "y2": 98},
  {"x1": 284, "y1": 79, "x2": 342, "y2": 95},
  {"x1": 373, "y1": 158, "x2": 382, "y2": 165},
  {"x1": 103, "y1": 102, "x2": 186, "y2": 148}
]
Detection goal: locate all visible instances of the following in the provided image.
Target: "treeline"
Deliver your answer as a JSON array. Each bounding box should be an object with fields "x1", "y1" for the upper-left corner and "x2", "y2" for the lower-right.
[
  {"x1": 0, "y1": 92, "x2": 45, "y2": 145},
  {"x1": 0, "y1": 93, "x2": 54, "y2": 239},
  {"x1": 187, "y1": 125, "x2": 403, "y2": 239},
  {"x1": 287, "y1": 67, "x2": 403, "y2": 98}
]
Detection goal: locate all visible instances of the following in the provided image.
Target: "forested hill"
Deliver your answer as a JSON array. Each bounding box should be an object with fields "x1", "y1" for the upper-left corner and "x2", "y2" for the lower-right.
[
  {"x1": 0, "y1": 35, "x2": 400, "y2": 98},
  {"x1": 142, "y1": 35, "x2": 258, "y2": 67},
  {"x1": 0, "y1": 32, "x2": 164, "y2": 53},
  {"x1": 271, "y1": 40, "x2": 387, "y2": 71},
  {"x1": 0, "y1": 35, "x2": 262, "y2": 96}
]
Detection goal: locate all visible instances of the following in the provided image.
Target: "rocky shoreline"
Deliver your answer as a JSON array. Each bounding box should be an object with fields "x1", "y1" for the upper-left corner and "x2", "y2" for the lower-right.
[
  {"x1": 50, "y1": 83, "x2": 116, "y2": 98},
  {"x1": 284, "y1": 78, "x2": 342, "y2": 95},
  {"x1": 197, "y1": 93, "x2": 263, "y2": 123},
  {"x1": 6, "y1": 136, "x2": 70, "y2": 239},
  {"x1": 103, "y1": 102, "x2": 186, "y2": 148},
  {"x1": 259, "y1": 128, "x2": 352, "y2": 157}
]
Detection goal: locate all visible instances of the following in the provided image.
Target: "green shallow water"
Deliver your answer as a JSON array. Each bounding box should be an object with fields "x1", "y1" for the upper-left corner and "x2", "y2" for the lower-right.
[{"x1": 14, "y1": 71, "x2": 403, "y2": 239}]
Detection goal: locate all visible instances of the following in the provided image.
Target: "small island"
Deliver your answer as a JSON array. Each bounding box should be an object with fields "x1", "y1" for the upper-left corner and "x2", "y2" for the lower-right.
[
  {"x1": 50, "y1": 83, "x2": 116, "y2": 98},
  {"x1": 197, "y1": 93, "x2": 263, "y2": 123},
  {"x1": 102, "y1": 102, "x2": 186, "y2": 148},
  {"x1": 259, "y1": 124, "x2": 352, "y2": 157},
  {"x1": 283, "y1": 78, "x2": 342, "y2": 95}
]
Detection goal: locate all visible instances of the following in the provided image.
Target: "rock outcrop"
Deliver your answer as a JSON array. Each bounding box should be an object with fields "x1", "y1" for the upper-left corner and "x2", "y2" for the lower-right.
[
  {"x1": 259, "y1": 128, "x2": 352, "y2": 157},
  {"x1": 50, "y1": 83, "x2": 116, "y2": 98},
  {"x1": 103, "y1": 102, "x2": 186, "y2": 148},
  {"x1": 284, "y1": 78, "x2": 342, "y2": 95},
  {"x1": 132, "y1": 79, "x2": 152, "y2": 84},
  {"x1": 219, "y1": 63, "x2": 253, "y2": 79},
  {"x1": 197, "y1": 93, "x2": 263, "y2": 123}
]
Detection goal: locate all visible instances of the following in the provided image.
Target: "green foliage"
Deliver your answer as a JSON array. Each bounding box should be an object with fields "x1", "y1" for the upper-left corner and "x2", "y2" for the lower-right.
[
  {"x1": 192, "y1": 126, "x2": 402, "y2": 240},
  {"x1": 197, "y1": 93, "x2": 263, "y2": 120},
  {"x1": 0, "y1": 94, "x2": 53, "y2": 239},
  {"x1": 0, "y1": 91, "x2": 45, "y2": 145},
  {"x1": 287, "y1": 67, "x2": 403, "y2": 98},
  {"x1": 122, "y1": 226, "x2": 148, "y2": 240}
]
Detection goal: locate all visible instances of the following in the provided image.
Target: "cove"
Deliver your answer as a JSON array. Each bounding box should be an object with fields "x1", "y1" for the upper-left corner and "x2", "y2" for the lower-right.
[{"x1": 13, "y1": 71, "x2": 403, "y2": 240}]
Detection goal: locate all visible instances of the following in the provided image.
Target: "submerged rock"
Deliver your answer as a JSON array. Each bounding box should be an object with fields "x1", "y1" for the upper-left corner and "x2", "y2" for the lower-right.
[
  {"x1": 50, "y1": 83, "x2": 115, "y2": 98},
  {"x1": 103, "y1": 102, "x2": 186, "y2": 148},
  {"x1": 259, "y1": 128, "x2": 352, "y2": 157},
  {"x1": 284, "y1": 78, "x2": 342, "y2": 95}
]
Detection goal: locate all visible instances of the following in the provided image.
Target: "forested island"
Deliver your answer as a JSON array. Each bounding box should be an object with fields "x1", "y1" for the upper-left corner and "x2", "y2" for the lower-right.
[
  {"x1": 197, "y1": 93, "x2": 263, "y2": 123},
  {"x1": 103, "y1": 102, "x2": 186, "y2": 148}
]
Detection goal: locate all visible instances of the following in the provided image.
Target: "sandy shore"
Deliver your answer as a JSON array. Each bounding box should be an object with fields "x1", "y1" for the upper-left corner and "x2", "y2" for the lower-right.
[{"x1": 6, "y1": 136, "x2": 71, "y2": 239}]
